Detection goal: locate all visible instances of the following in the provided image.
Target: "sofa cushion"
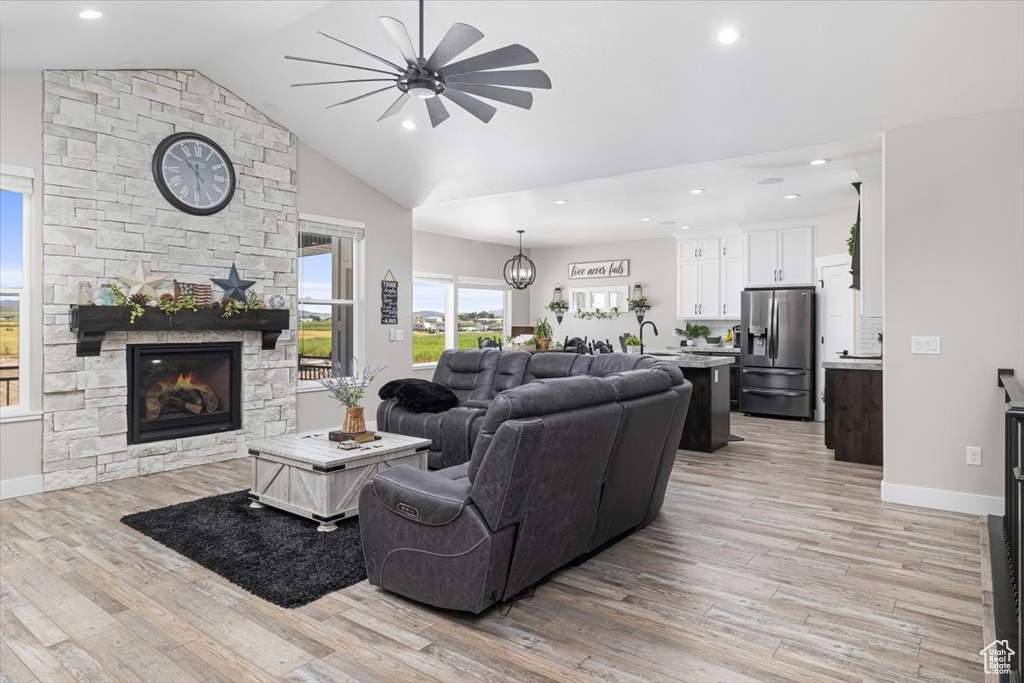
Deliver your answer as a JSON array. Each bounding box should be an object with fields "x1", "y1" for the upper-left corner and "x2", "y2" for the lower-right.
[
  {"x1": 493, "y1": 351, "x2": 530, "y2": 393},
  {"x1": 604, "y1": 369, "x2": 672, "y2": 401},
  {"x1": 432, "y1": 349, "x2": 500, "y2": 403},
  {"x1": 395, "y1": 381, "x2": 459, "y2": 414},
  {"x1": 522, "y1": 353, "x2": 593, "y2": 383}
]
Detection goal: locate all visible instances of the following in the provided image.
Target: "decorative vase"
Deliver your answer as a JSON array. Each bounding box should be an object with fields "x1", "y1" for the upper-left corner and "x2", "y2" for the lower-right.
[
  {"x1": 537, "y1": 338, "x2": 550, "y2": 351},
  {"x1": 341, "y1": 406, "x2": 366, "y2": 435},
  {"x1": 627, "y1": 346, "x2": 640, "y2": 354}
]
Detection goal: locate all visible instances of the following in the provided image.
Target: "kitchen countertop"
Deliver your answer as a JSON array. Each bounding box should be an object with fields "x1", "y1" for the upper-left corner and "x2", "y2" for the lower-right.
[
  {"x1": 664, "y1": 346, "x2": 740, "y2": 355},
  {"x1": 648, "y1": 353, "x2": 736, "y2": 368},
  {"x1": 822, "y1": 357, "x2": 883, "y2": 371}
]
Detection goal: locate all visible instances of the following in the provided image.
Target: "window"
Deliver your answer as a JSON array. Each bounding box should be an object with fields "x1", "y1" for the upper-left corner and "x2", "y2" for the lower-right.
[
  {"x1": 412, "y1": 277, "x2": 452, "y2": 365},
  {"x1": 412, "y1": 275, "x2": 509, "y2": 365},
  {"x1": 297, "y1": 216, "x2": 363, "y2": 383},
  {"x1": 0, "y1": 178, "x2": 30, "y2": 412}
]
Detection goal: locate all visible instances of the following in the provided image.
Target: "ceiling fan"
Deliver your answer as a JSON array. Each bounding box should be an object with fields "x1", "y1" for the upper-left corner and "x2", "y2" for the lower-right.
[{"x1": 286, "y1": 0, "x2": 551, "y2": 127}]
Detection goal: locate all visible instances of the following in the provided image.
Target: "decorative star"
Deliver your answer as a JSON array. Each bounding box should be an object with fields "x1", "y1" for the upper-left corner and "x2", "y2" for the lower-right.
[
  {"x1": 117, "y1": 259, "x2": 165, "y2": 298},
  {"x1": 212, "y1": 263, "x2": 256, "y2": 301}
]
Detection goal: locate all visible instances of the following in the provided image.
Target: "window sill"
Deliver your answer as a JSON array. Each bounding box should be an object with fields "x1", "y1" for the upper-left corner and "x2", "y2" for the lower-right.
[
  {"x1": 297, "y1": 382, "x2": 327, "y2": 394},
  {"x1": 412, "y1": 362, "x2": 438, "y2": 371},
  {"x1": 0, "y1": 410, "x2": 43, "y2": 424}
]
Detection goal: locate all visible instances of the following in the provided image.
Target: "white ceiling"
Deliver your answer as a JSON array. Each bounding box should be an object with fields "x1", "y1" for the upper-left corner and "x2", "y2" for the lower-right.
[
  {"x1": 414, "y1": 136, "x2": 880, "y2": 247},
  {"x1": 1, "y1": 0, "x2": 1022, "y2": 244}
]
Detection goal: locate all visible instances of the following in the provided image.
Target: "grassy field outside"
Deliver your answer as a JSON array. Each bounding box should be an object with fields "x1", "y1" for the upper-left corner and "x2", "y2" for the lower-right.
[
  {"x1": 413, "y1": 331, "x2": 502, "y2": 363},
  {"x1": 298, "y1": 319, "x2": 332, "y2": 358},
  {"x1": 0, "y1": 320, "x2": 17, "y2": 357}
]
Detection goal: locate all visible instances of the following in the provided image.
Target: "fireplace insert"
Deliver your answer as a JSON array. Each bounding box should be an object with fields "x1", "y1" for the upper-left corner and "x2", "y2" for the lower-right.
[{"x1": 127, "y1": 343, "x2": 242, "y2": 444}]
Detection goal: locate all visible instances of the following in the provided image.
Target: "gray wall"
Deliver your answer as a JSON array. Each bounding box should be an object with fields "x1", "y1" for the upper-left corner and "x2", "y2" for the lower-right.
[
  {"x1": 883, "y1": 106, "x2": 1024, "y2": 505},
  {"x1": 295, "y1": 141, "x2": 412, "y2": 431},
  {"x1": 0, "y1": 71, "x2": 43, "y2": 484}
]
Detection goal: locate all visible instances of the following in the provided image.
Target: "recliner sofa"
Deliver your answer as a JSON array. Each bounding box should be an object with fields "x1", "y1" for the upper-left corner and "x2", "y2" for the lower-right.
[
  {"x1": 376, "y1": 349, "x2": 677, "y2": 469},
  {"x1": 359, "y1": 360, "x2": 692, "y2": 613}
]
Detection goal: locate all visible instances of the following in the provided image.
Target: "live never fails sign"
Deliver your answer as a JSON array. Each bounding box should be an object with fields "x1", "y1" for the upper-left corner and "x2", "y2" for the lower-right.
[{"x1": 568, "y1": 260, "x2": 630, "y2": 280}]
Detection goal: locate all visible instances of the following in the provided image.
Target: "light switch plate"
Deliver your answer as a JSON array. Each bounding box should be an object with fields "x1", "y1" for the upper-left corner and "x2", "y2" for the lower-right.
[
  {"x1": 911, "y1": 336, "x2": 941, "y2": 354},
  {"x1": 966, "y1": 446, "x2": 982, "y2": 466}
]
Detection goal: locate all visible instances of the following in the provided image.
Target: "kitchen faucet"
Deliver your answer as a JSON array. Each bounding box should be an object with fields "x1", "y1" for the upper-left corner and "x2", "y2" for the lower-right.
[{"x1": 639, "y1": 321, "x2": 658, "y2": 354}]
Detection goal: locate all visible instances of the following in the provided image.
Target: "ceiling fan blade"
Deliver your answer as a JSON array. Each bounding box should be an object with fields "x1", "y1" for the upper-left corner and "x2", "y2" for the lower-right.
[
  {"x1": 424, "y1": 97, "x2": 450, "y2": 127},
  {"x1": 445, "y1": 69, "x2": 551, "y2": 89},
  {"x1": 292, "y1": 78, "x2": 397, "y2": 88},
  {"x1": 441, "y1": 89, "x2": 496, "y2": 123},
  {"x1": 317, "y1": 31, "x2": 406, "y2": 73},
  {"x1": 326, "y1": 85, "x2": 397, "y2": 109},
  {"x1": 424, "y1": 22, "x2": 485, "y2": 72},
  {"x1": 378, "y1": 92, "x2": 411, "y2": 121},
  {"x1": 439, "y1": 44, "x2": 539, "y2": 77},
  {"x1": 446, "y1": 83, "x2": 532, "y2": 109},
  {"x1": 285, "y1": 55, "x2": 401, "y2": 78},
  {"x1": 379, "y1": 16, "x2": 418, "y2": 66}
]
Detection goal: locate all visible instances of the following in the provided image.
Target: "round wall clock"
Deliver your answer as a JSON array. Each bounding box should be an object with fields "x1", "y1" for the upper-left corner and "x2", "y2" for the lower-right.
[{"x1": 152, "y1": 132, "x2": 236, "y2": 216}]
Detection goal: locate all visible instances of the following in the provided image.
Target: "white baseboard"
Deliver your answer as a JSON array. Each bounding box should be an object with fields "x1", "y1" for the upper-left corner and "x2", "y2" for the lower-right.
[
  {"x1": 0, "y1": 474, "x2": 44, "y2": 500},
  {"x1": 881, "y1": 480, "x2": 1003, "y2": 516}
]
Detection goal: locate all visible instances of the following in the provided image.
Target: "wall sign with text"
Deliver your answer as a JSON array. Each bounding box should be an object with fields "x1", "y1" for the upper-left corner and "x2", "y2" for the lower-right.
[
  {"x1": 568, "y1": 259, "x2": 630, "y2": 280},
  {"x1": 380, "y1": 271, "x2": 399, "y2": 325}
]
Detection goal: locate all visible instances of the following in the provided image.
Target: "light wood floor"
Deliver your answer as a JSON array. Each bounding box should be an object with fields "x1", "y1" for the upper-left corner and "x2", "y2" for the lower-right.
[{"x1": 1, "y1": 416, "x2": 987, "y2": 682}]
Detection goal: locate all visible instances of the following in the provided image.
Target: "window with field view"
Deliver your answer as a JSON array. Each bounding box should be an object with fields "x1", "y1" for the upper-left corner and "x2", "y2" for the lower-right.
[
  {"x1": 298, "y1": 230, "x2": 355, "y2": 382},
  {"x1": 0, "y1": 189, "x2": 25, "y2": 410},
  {"x1": 456, "y1": 286, "x2": 505, "y2": 349},
  {"x1": 412, "y1": 279, "x2": 449, "y2": 364}
]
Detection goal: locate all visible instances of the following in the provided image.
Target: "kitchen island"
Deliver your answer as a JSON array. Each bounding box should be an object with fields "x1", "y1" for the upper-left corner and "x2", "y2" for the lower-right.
[
  {"x1": 823, "y1": 357, "x2": 883, "y2": 466},
  {"x1": 649, "y1": 352, "x2": 735, "y2": 453}
]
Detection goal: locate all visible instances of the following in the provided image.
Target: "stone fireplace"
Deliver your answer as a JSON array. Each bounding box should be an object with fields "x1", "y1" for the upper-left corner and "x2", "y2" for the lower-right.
[
  {"x1": 127, "y1": 343, "x2": 242, "y2": 444},
  {"x1": 40, "y1": 69, "x2": 297, "y2": 490}
]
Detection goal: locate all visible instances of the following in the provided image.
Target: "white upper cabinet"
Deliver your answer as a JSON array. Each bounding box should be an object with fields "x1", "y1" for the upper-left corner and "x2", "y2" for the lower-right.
[
  {"x1": 744, "y1": 226, "x2": 815, "y2": 287},
  {"x1": 676, "y1": 233, "x2": 741, "y2": 319},
  {"x1": 721, "y1": 235, "x2": 743, "y2": 259},
  {"x1": 722, "y1": 257, "x2": 743, "y2": 318}
]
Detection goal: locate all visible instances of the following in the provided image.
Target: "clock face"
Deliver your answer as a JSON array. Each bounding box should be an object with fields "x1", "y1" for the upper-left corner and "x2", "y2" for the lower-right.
[{"x1": 152, "y1": 133, "x2": 235, "y2": 216}]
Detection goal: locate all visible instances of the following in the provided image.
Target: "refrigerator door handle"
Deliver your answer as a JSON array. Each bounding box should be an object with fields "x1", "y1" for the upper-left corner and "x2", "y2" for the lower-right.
[
  {"x1": 742, "y1": 369, "x2": 805, "y2": 376},
  {"x1": 742, "y1": 388, "x2": 805, "y2": 398},
  {"x1": 771, "y1": 293, "x2": 780, "y2": 360}
]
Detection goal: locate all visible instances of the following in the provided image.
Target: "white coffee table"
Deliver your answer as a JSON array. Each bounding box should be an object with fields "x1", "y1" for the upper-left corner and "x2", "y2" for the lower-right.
[{"x1": 247, "y1": 430, "x2": 431, "y2": 531}]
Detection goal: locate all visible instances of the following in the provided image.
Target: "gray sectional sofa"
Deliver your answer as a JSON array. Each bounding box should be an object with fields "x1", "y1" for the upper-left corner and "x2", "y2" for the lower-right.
[
  {"x1": 376, "y1": 348, "x2": 676, "y2": 469},
  {"x1": 360, "y1": 350, "x2": 693, "y2": 613}
]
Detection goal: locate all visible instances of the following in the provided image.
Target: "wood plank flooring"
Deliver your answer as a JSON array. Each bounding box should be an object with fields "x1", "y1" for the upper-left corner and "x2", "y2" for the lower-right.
[{"x1": 1, "y1": 416, "x2": 988, "y2": 682}]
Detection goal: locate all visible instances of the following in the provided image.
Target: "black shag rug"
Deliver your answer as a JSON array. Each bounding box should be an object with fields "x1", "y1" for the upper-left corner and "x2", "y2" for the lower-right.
[{"x1": 121, "y1": 490, "x2": 366, "y2": 607}]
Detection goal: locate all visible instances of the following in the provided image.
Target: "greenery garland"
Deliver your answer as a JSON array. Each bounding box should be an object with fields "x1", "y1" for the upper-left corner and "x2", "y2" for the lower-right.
[
  {"x1": 107, "y1": 282, "x2": 150, "y2": 323},
  {"x1": 574, "y1": 306, "x2": 622, "y2": 320}
]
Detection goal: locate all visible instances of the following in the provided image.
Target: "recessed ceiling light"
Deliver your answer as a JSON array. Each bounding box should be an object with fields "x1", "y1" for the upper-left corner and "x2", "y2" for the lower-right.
[
  {"x1": 757, "y1": 177, "x2": 784, "y2": 185},
  {"x1": 553, "y1": 199, "x2": 568, "y2": 205},
  {"x1": 716, "y1": 27, "x2": 740, "y2": 45},
  {"x1": 679, "y1": 225, "x2": 692, "y2": 230},
  {"x1": 640, "y1": 217, "x2": 652, "y2": 222},
  {"x1": 784, "y1": 194, "x2": 801, "y2": 199},
  {"x1": 78, "y1": 9, "x2": 102, "y2": 19},
  {"x1": 401, "y1": 119, "x2": 416, "y2": 130},
  {"x1": 690, "y1": 188, "x2": 705, "y2": 195},
  {"x1": 658, "y1": 220, "x2": 675, "y2": 226},
  {"x1": 809, "y1": 158, "x2": 830, "y2": 166}
]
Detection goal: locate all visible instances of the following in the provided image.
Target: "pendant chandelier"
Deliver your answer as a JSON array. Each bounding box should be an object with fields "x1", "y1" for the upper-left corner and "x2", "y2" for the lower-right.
[{"x1": 503, "y1": 230, "x2": 536, "y2": 290}]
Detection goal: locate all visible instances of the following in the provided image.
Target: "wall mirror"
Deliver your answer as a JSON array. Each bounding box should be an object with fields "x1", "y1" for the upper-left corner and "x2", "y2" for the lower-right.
[{"x1": 568, "y1": 286, "x2": 628, "y2": 313}]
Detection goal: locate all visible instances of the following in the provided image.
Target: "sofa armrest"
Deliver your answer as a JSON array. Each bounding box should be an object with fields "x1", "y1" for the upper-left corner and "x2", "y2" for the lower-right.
[
  {"x1": 376, "y1": 397, "x2": 399, "y2": 432},
  {"x1": 462, "y1": 399, "x2": 492, "y2": 410},
  {"x1": 438, "y1": 406, "x2": 487, "y2": 469},
  {"x1": 367, "y1": 466, "x2": 472, "y2": 526}
]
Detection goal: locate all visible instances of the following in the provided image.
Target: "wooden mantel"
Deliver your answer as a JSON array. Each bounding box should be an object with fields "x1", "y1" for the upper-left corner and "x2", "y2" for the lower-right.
[{"x1": 69, "y1": 306, "x2": 290, "y2": 357}]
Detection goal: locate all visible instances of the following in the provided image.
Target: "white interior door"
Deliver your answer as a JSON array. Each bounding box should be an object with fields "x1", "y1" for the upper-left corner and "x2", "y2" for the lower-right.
[{"x1": 816, "y1": 262, "x2": 854, "y2": 420}]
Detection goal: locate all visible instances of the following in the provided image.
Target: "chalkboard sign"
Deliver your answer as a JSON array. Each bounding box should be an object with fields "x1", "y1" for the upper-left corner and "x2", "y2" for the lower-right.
[{"x1": 380, "y1": 271, "x2": 398, "y2": 325}]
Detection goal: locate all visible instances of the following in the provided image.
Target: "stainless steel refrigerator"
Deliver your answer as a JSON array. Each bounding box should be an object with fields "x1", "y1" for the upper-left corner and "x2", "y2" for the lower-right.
[{"x1": 739, "y1": 287, "x2": 815, "y2": 419}]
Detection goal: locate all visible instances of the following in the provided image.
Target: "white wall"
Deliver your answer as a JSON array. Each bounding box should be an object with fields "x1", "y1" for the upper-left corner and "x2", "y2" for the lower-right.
[
  {"x1": 815, "y1": 206, "x2": 858, "y2": 258},
  {"x1": 295, "y1": 141, "x2": 413, "y2": 431},
  {"x1": 883, "y1": 106, "x2": 1024, "y2": 514},
  {"x1": 0, "y1": 71, "x2": 43, "y2": 489},
  {"x1": 528, "y1": 237, "x2": 680, "y2": 351}
]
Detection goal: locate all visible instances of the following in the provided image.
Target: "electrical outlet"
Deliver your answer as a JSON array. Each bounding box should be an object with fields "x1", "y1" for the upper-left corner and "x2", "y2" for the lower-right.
[
  {"x1": 966, "y1": 446, "x2": 982, "y2": 466},
  {"x1": 911, "y1": 336, "x2": 941, "y2": 354}
]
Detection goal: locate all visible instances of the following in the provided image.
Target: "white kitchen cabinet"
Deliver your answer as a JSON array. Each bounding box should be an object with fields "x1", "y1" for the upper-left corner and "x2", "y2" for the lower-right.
[
  {"x1": 677, "y1": 260, "x2": 699, "y2": 318},
  {"x1": 697, "y1": 260, "x2": 720, "y2": 318},
  {"x1": 721, "y1": 235, "x2": 743, "y2": 259},
  {"x1": 722, "y1": 256, "x2": 743, "y2": 317},
  {"x1": 744, "y1": 226, "x2": 814, "y2": 287},
  {"x1": 679, "y1": 239, "x2": 700, "y2": 263},
  {"x1": 778, "y1": 227, "x2": 814, "y2": 285},
  {"x1": 698, "y1": 237, "x2": 720, "y2": 261}
]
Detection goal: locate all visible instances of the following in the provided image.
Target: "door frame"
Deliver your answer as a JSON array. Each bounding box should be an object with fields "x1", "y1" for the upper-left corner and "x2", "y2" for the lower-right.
[{"x1": 815, "y1": 254, "x2": 854, "y2": 421}]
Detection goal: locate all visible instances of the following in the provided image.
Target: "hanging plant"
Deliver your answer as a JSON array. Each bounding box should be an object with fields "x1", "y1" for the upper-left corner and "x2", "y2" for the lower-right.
[
  {"x1": 846, "y1": 224, "x2": 857, "y2": 256},
  {"x1": 545, "y1": 300, "x2": 569, "y2": 314},
  {"x1": 627, "y1": 296, "x2": 650, "y2": 311}
]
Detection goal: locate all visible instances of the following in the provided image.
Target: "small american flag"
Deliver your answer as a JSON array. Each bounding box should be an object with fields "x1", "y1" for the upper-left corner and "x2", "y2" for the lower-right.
[{"x1": 174, "y1": 281, "x2": 213, "y2": 306}]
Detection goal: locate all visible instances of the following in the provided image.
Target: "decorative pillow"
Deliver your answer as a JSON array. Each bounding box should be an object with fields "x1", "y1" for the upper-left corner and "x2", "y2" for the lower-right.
[
  {"x1": 378, "y1": 378, "x2": 424, "y2": 400},
  {"x1": 395, "y1": 380, "x2": 460, "y2": 414}
]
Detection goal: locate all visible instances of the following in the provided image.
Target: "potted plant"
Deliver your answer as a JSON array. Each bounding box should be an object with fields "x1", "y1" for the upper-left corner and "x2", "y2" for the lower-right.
[
  {"x1": 624, "y1": 334, "x2": 642, "y2": 354},
  {"x1": 675, "y1": 323, "x2": 711, "y2": 347},
  {"x1": 534, "y1": 316, "x2": 554, "y2": 351},
  {"x1": 318, "y1": 360, "x2": 385, "y2": 436}
]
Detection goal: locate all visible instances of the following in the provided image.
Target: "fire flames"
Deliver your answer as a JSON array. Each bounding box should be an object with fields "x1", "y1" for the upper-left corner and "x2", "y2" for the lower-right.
[
  {"x1": 145, "y1": 370, "x2": 221, "y2": 419},
  {"x1": 157, "y1": 372, "x2": 207, "y2": 393}
]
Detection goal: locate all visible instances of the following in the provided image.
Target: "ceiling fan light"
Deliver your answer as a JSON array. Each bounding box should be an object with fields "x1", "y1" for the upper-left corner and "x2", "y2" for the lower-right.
[{"x1": 407, "y1": 81, "x2": 437, "y2": 99}]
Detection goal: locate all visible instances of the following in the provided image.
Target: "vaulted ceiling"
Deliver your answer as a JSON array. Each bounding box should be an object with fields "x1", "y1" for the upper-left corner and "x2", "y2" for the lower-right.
[{"x1": 2, "y1": 1, "x2": 1022, "y2": 242}]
